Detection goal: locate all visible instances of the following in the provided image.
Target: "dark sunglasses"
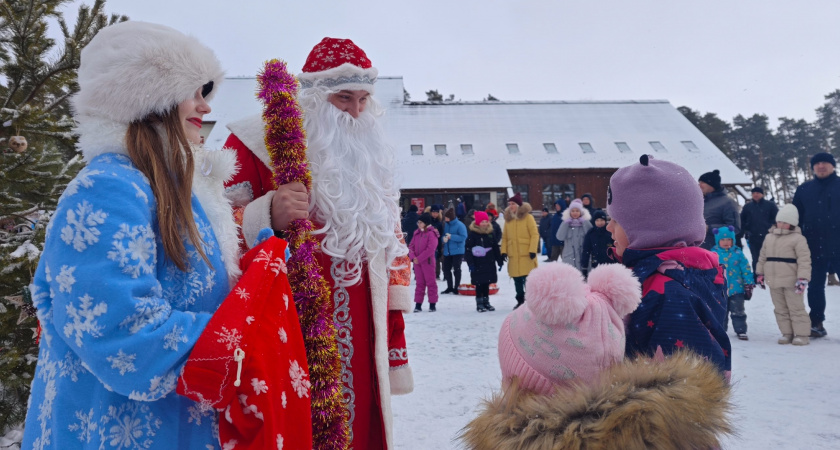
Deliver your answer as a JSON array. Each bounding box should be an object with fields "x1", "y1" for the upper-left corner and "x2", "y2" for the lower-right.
[{"x1": 201, "y1": 81, "x2": 214, "y2": 98}]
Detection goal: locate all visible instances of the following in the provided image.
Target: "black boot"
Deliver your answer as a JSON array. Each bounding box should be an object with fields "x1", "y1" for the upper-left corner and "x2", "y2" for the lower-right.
[
  {"x1": 513, "y1": 294, "x2": 525, "y2": 310},
  {"x1": 483, "y1": 296, "x2": 495, "y2": 312},
  {"x1": 476, "y1": 298, "x2": 487, "y2": 312},
  {"x1": 413, "y1": 303, "x2": 422, "y2": 313},
  {"x1": 429, "y1": 303, "x2": 437, "y2": 312}
]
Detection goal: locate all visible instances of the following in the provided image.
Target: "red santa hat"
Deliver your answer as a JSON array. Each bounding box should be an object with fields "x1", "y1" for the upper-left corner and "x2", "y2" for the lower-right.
[{"x1": 298, "y1": 37, "x2": 378, "y2": 94}]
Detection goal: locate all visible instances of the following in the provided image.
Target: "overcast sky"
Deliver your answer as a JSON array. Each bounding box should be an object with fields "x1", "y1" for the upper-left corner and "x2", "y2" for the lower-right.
[{"x1": 66, "y1": 0, "x2": 840, "y2": 126}]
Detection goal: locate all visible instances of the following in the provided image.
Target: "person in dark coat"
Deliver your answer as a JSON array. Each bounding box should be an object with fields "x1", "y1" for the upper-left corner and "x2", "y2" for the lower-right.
[
  {"x1": 580, "y1": 193, "x2": 598, "y2": 218},
  {"x1": 464, "y1": 211, "x2": 504, "y2": 312},
  {"x1": 455, "y1": 197, "x2": 467, "y2": 222},
  {"x1": 490, "y1": 212, "x2": 502, "y2": 245},
  {"x1": 580, "y1": 210, "x2": 614, "y2": 276},
  {"x1": 401, "y1": 204, "x2": 420, "y2": 245},
  {"x1": 792, "y1": 152, "x2": 840, "y2": 338},
  {"x1": 538, "y1": 207, "x2": 552, "y2": 257},
  {"x1": 741, "y1": 186, "x2": 778, "y2": 273},
  {"x1": 430, "y1": 205, "x2": 445, "y2": 279},
  {"x1": 548, "y1": 198, "x2": 567, "y2": 261},
  {"x1": 698, "y1": 169, "x2": 741, "y2": 250}
]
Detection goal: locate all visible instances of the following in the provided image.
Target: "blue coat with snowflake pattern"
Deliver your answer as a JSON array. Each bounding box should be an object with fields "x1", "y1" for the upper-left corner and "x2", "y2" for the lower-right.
[
  {"x1": 710, "y1": 226, "x2": 754, "y2": 296},
  {"x1": 23, "y1": 152, "x2": 239, "y2": 449},
  {"x1": 622, "y1": 246, "x2": 732, "y2": 376}
]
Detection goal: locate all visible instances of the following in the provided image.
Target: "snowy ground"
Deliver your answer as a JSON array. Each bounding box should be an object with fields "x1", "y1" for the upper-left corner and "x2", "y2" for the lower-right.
[{"x1": 392, "y1": 258, "x2": 840, "y2": 449}]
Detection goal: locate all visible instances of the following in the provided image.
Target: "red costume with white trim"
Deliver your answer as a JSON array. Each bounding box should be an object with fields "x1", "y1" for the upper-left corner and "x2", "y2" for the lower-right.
[{"x1": 223, "y1": 37, "x2": 413, "y2": 450}]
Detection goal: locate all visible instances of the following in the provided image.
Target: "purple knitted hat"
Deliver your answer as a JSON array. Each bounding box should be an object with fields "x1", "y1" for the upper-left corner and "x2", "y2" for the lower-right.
[{"x1": 606, "y1": 155, "x2": 705, "y2": 249}]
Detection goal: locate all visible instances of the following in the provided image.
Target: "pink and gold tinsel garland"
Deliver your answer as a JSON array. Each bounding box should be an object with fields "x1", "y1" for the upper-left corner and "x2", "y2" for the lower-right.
[{"x1": 257, "y1": 59, "x2": 349, "y2": 449}]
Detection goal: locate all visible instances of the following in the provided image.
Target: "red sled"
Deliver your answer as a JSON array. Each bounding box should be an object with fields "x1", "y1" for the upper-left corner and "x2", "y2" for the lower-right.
[{"x1": 458, "y1": 283, "x2": 499, "y2": 296}]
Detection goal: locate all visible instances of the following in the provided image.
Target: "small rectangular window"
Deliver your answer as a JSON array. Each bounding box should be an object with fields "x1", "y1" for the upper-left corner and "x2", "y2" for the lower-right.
[
  {"x1": 543, "y1": 143, "x2": 558, "y2": 154},
  {"x1": 434, "y1": 144, "x2": 447, "y2": 156},
  {"x1": 615, "y1": 142, "x2": 632, "y2": 153},
  {"x1": 681, "y1": 141, "x2": 700, "y2": 152},
  {"x1": 579, "y1": 142, "x2": 595, "y2": 153},
  {"x1": 461, "y1": 144, "x2": 474, "y2": 155},
  {"x1": 506, "y1": 143, "x2": 520, "y2": 154},
  {"x1": 410, "y1": 145, "x2": 423, "y2": 156},
  {"x1": 649, "y1": 141, "x2": 667, "y2": 152}
]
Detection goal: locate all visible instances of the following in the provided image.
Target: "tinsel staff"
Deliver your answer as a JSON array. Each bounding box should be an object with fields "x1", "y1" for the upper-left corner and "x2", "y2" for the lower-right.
[{"x1": 257, "y1": 59, "x2": 349, "y2": 449}]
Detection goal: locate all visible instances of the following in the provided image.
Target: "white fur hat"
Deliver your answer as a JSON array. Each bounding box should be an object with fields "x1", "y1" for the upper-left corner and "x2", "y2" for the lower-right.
[
  {"x1": 72, "y1": 21, "x2": 224, "y2": 124},
  {"x1": 776, "y1": 203, "x2": 799, "y2": 226}
]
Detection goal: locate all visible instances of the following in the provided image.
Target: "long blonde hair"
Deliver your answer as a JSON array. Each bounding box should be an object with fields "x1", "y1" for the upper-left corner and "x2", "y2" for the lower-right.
[{"x1": 125, "y1": 107, "x2": 208, "y2": 271}]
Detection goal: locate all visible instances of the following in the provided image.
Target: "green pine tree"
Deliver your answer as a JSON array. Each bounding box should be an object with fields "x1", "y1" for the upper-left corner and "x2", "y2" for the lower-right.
[{"x1": 0, "y1": 0, "x2": 126, "y2": 431}]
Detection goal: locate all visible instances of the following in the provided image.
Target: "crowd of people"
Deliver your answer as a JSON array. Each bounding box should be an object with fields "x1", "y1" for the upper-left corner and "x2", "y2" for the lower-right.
[{"x1": 18, "y1": 18, "x2": 837, "y2": 449}]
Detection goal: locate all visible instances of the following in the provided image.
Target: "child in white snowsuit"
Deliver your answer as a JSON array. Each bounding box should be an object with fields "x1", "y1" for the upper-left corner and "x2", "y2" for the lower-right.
[
  {"x1": 756, "y1": 204, "x2": 812, "y2": 345},
  {"x1": 710, "y1": 225, "x2": 755, "y2": 340},
  {"x1": 555, "y1": 198, "x2": 592, "y2": 270}
]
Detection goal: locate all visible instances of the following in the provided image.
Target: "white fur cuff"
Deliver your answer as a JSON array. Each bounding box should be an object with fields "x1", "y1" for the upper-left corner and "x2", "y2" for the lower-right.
[
  {"x1": 389, "y1": 285, "x2": 413, "y2": 313},
  {"x1": 242, "y1": 191, "x2": 274, "y2": 249},
  {"x1": 389, "y1": 364, "x2": 414, "y2": 395}
]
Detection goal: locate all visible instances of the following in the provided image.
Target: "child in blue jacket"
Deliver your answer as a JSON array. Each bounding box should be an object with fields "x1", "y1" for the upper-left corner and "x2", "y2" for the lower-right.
[
  {"x1": 711, "y1": 225, "x2": 755, "y2": 340},
  {"x1": 606, "y1": 155, "x2": 732, "y2": 380}
]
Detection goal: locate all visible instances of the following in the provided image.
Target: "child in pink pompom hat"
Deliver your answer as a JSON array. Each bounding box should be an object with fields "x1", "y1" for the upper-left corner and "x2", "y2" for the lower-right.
[
  {"x1": 461, "y1": 261, "x2": 735, "y2": 449},
  {"x1": 497, "y1": 262, "x2": 641, "y2": 393}
]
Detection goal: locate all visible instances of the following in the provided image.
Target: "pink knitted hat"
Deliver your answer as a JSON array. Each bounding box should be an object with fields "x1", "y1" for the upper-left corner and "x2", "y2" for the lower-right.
[
  {"x1": 498, "y1": 262, "x2": 641, "y2": 394},
  {"x1": 474, "y1": 211, "x2": 489, "y2": 225}
]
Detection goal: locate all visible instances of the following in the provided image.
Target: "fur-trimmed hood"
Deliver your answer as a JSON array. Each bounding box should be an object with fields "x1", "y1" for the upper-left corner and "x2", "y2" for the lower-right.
[
  {"x1": 469, "y1": 221, "x2": 494, "y2": 235},
  {"x1": 461, "y1": 351, "x2": 733, "y2": 450},
  {"x1": 562, "y1": 205, "x2": 593, "y2": 222},
  {"x1": 504, "y1": 202, "x2": 533, "y2": 221}
]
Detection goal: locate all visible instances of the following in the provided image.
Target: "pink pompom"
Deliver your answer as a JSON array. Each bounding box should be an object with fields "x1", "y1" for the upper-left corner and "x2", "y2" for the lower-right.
[
  {"x1": 586, "y1": 263, "x2": 642, "y2": 317},
  {"x1": 524, "y1": 262, "x2": 588, "y2": 325}
]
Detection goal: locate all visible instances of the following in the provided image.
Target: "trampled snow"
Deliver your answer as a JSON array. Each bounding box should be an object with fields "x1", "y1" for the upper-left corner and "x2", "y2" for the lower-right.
[{"x1": 393, "y1": 258, "x2": 840, "y2": 449}]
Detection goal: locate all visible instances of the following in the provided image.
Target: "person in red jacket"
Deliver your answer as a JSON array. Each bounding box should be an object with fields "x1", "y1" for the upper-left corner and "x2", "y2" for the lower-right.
[{"x1": 223, "y1": 37, "x2": 413, "y2": 449}]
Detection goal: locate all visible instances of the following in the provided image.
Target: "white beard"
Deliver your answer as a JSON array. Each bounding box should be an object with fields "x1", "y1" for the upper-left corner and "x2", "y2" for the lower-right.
[{"x1": 300, "y1": 87, "x2": 407, "y2": 288}]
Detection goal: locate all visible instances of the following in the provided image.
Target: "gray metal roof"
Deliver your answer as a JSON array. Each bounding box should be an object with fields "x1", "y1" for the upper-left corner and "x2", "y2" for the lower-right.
[{"x1": 205, "y1": 76, "x2": 751, "y2": 190}]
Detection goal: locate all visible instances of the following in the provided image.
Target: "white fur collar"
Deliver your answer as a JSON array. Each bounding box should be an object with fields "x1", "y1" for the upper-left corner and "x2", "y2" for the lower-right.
[
  {"x1": 76, "y1": 117, "x2": 242, "y2": 282},
  {"x1": 226, "y1": 114, "x2": 271, "y2": 168}
]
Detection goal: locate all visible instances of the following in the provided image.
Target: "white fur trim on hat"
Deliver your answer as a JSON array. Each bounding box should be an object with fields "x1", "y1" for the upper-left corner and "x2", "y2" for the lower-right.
[
  {"x1": 73, "y1": 21, "x2": 224, "y2": 125},
  {"x1": 298, "y1": 63, "x2": 378, "y2": 94}
]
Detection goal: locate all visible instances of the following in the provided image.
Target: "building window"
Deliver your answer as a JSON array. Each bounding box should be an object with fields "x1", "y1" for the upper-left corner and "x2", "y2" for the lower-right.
[
  {"x1": 615, "y1": 142, "x2": 632, "y2": 153},
  {"x1": 543, "y1": 143, "x2": 558, "y2": 154},
  {"x1": 411, "y1": 145, "x2": 423, "y2": 156},
  {"x1": 506, "y1": 143, "x2": 520, "y2": 154},
  {"x1": 649, "y1": 141, "x2": 667, "y2": 152},
  {"x1": 511, "y1": 184, "x2": 529, "y2": 203},
  {"x1": 542, "y1": 183, "x2": 575, "y2": 208},
  {"x1": 461, "y1": 144, "x2": 474, "y2": 155},
  {"x1": 579, "y1": 142, "x2": 595, "y2": 153},
  {"x1": 434, "y1": 144, "x2": 447, "y2": 156},
  {"x1": 681, "y1": 140, "x2": 700, "y2": 152}
]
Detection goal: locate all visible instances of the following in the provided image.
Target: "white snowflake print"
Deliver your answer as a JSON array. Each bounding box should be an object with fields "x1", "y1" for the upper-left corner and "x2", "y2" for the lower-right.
[
  {"x1": 129, "y1": 372, "x2": 178, "y2": 402},
  {"x1": 289, "y1": 360, "x2": 311, "y2": 398},
  {"x1": 107, "y1": 350, "x2": 137, "y2": 376},
  {"x1": 215, "y1": 326, "x2": 242, "y2": 351},
  {"x1": 68, "y1": 409, "x2": 97, "y2": 442},
  {"x1": 60, "y1": 200, "x2": 107, "y2": 252},
  {"x1": 59, "y1": 351, "x2": 86, "y2": 382},
  {"x1": 108, "y1": 223, "x2": 156, "y2": 278},
  {"x1": 63, "y1": 169, "x2": 102, "y2": 198},
  {"x1": 246, "y1": 316, "x2": 255, "y2": 325},
  {"x1": 282, "y1": 293, "x2": 289, "y2": 310},
  {"x1": 253, "y1": 248, "x2": 273, "y2": 266},
  {"x1": 100, "y1": 402, "x2": 162, "y2": 449},
  {"x1": 163, "y1": 324, "x2": 188, "y2": 351},
  {"x1": 269, "y1": 256, "x2": 287, "y2": 276},
  {"x1": 278, "y1": 327, "x2": 288, "y2": 343},
  {"x1": 281, "y1": 391, "x2": 287, "y2": 409},
  {"x1": 238, "y1": 394, "x2": 264, "y2": 421},
  {"x1": 222, "y1": 439, "x2": 238, "y2": 450},
  {"x1": 276, "y1": 434, "x2": 284, "y2": 450},
  {"x1": 31, "y1": 351, "x2": 58, "y2": 450},
  {"x1": 251, "y1": 378, "x2": 268, "y2": 395},
  {"x1": 131, "y1": 182, "x2": 149, "y2": 204},
  {"x1": 187, "y1": 398, "x2": 215, "y2": 426},
  {"x1": 119, "y1": 295, "x2": 170, "y2": 334},
  {"x1": 235, "y1": 287, "x2": 250, "y2": 300},
  {"x1": 63, "y1": 293, "x2": 108, "y2": 347},
  {"x1": 55, "y1": 265, "x2": 76, "y2": 293}
]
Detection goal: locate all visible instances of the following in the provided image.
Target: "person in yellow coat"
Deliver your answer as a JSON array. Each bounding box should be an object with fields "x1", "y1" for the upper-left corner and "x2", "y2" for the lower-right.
[{"x1": 501, "y1": 193, "x2": 540, "y2": 309}]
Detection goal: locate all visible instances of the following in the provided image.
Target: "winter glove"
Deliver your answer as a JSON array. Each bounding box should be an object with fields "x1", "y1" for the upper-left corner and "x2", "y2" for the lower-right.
[
  {"x1": 756, "y1": 274, "x2": 765, "y2": 289},
  {"x1": 795, "y1": 279, "x2": 808, "y2": 294},
  {"x1": 744, "y1": 284, "x2": 754, "y2": 300},
  {"x1": 501, "y1": 253, "x2": 507, "y2": 262},
  {"x1": 529, "y1": 252, "x2": 536, "y2": 259},
  {"x1": 498, "y1": 263, "x2": 504, "y2": 272}
]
